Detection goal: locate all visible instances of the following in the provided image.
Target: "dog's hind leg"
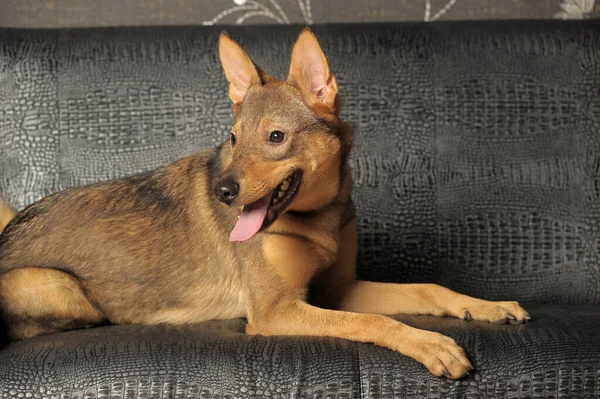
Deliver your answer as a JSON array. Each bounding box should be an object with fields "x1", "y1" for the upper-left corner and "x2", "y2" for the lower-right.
[{"x1": 0, "y1": 268, "x2": 106, "y2": 340}]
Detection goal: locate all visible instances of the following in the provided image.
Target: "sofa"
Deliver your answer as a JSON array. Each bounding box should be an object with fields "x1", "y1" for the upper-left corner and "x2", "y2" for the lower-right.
[{"x1": 1, "y1": 20, "x2": 600, "y2": 398}]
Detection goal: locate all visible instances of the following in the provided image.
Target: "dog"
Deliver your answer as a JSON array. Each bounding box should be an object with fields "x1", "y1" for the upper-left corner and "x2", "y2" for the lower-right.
[{"x1": 0, "y1": 29, "x2": 530, "y2": 379}]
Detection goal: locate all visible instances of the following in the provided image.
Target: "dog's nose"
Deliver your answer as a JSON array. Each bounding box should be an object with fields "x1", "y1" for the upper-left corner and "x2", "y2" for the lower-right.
[{"x1": 215, "y1": 179, "x2": 239, "y2": 205}]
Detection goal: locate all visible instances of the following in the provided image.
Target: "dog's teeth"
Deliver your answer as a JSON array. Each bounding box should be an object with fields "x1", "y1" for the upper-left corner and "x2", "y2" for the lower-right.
[
  {"x1": 273, "y1": 198, "x2": 279, "y2": 204},
  {"x1": 277, "y1": 190, "x2": 285, "y2": 199},
  {"x1": 281, "y1": 180, "x2": 290, "y2": 190}
]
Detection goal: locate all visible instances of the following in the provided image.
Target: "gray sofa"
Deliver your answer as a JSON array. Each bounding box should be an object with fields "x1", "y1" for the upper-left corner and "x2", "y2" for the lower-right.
[{"x1": 1, "y1": 20, "x2": 600, "y2": 398}]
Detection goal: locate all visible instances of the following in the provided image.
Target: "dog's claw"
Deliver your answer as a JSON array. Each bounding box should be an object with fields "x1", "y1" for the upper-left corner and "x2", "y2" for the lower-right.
[
  {"x1": 462, "y1": 301, "x2": 529, "y2": 324},
  {"x1": 442, "y1": 366, "x2": 451, "y2": 378},
  {"x1": 410, "y1": 331, "x2": 471, "y2": 379}
]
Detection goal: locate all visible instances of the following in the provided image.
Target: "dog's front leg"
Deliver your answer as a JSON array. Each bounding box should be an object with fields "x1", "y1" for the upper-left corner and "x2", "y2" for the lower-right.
[
  {"x1": 313, "y1": 218, "x2": 530, "y2": 324},
  {"x1": 337, "y1": 281, "x2": 531, "y2": 324},
  {"x1": 247, "y1": 299, "x2": 473, "y2": 379},
  {"x1": 249, "y1": 231, "x2": 470, "y2": 378}
]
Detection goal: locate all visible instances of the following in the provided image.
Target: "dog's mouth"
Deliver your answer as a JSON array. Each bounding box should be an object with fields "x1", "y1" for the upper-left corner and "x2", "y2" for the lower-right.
[{"x1": 229, "y1": 170, "x2": 303, "y2": 242}]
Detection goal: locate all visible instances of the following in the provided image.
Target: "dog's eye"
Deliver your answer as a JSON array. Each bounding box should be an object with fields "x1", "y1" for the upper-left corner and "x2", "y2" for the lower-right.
[
  {"x1": 269, "y1": 131, "x2": 284, "y2": 144},
  {"x1": 230, "y1": 133, "x2": 236, "y2": 146}
]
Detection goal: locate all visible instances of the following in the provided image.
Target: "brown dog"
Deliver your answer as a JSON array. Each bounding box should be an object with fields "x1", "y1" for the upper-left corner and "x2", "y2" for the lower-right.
[{"x1": 0, "y1": 29, "x2": 529, "y2": 379}]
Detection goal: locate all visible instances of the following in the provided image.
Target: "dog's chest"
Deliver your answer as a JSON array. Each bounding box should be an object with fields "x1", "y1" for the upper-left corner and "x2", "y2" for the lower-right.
[{"x1": 187, "y1": 278, "x2": 247, "y2": 321}]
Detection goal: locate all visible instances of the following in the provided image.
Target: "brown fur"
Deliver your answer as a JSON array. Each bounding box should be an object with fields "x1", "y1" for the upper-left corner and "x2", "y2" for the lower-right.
[
  {"x1": 0, "y1": 198, "x2": 15, "y2": 234},
  {"x1": 0, "y1": 29, "x2": 529, "y2": 379}
]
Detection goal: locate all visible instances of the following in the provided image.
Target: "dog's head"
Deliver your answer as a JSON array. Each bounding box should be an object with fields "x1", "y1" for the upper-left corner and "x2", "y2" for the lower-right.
[{"x1": 214, "y1": 28, "x2": 352, "y2": 242}]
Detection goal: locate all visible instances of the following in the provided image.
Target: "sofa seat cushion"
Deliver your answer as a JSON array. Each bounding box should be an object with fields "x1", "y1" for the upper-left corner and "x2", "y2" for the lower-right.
[
  {"x1": 1, "y1": 304, "x2": 599, "y2": 398},
  {"x1": 360, "y1": 304, "x2": 600, "y2": 398}
]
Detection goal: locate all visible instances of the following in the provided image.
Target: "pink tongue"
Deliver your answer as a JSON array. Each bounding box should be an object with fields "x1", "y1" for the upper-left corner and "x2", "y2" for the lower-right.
[{"x1": 229, "y1": 195, "x2": 271, "y2": 242}]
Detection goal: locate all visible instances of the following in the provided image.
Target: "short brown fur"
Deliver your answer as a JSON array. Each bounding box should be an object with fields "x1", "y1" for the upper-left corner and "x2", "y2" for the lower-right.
[
  {"x1": 0, "y1": 198, "x2": 15, "y2": 234},
  {"x1": 0, "y1": 29, "x2": 529, "y2": 379}
]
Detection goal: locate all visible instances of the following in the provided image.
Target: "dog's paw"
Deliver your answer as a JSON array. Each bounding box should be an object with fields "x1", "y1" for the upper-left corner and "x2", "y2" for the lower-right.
[
  {"x1": 461, "y1": 301, "x2": 530, "y2": 324},
  {"x1": 404, "y1": 330, "x2": 473, "y2": 379}
]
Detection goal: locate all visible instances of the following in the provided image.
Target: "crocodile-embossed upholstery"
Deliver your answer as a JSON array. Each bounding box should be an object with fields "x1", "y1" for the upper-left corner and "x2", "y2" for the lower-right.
[
  {"x1": 1, "y1": 21, "x2": 600, "y2": 398},
  {"x1": 1, "y1": 305, "x2": 599, "y2": 398}
]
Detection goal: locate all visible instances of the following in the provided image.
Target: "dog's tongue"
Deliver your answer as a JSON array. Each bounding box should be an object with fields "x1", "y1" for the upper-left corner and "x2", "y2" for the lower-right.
[{"x1": 229, "y1": 195, "x2": 271, "y2": 242}]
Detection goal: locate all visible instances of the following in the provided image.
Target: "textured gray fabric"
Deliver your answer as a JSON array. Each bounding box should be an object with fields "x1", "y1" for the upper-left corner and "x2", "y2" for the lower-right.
[
  {"x1": 1, "y1": 304, "x2": 599, "y2": 398},
  {"x1": 1, "y1": 21, "x2": 600, "y2": 398}
]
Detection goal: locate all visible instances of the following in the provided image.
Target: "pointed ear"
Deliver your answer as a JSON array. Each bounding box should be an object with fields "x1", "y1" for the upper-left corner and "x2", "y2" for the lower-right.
[
  {"x1": 287, "y1": 28, "x2": 338, "y2": 112},
  {"x1": 219, "y1": 32, "x2": 262, "y2": 104}
]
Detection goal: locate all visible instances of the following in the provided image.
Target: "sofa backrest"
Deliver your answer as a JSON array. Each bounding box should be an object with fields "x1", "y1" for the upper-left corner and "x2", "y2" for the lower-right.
[{"x1": 1, "y1": 21, "x2": 599, "y2": 305}]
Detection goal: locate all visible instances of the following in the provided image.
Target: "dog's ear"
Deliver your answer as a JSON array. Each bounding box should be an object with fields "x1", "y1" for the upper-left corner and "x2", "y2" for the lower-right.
[
  {"x1": 287, "y1": 28, "x2": 338, "y2": 114},
  {"x1": 218, "y1": 32, "x2": 262, "y2": 104},
  {"x1": 255, "y1": 65, "x2": 277, "y2": 85}
]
